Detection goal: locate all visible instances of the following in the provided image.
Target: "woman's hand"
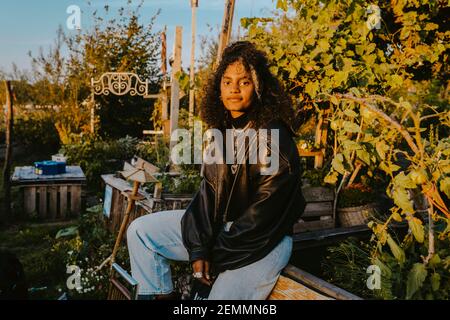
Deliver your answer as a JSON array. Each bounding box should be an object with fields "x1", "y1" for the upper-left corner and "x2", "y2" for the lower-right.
[{"x1": 192, "y1": 259, "x2": 212, "y2": 286}]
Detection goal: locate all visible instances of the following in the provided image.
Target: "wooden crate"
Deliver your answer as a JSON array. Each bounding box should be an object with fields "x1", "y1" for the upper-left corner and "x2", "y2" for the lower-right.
[
  {"x1": 23, "y1": 184, "x2": 84, "y2": 220},
  {"x1": 102, "y1": 174, "x2": 151, "y2": 234},
  {"x1": 293, "y1": 186, "x2": 335, "y2": 233},
  {"x1": 101, "y1": 174, "x2": 194, "y2": 235},
  {"x1": 11, "y1": 166, "x2": 86, "y2": 221}
]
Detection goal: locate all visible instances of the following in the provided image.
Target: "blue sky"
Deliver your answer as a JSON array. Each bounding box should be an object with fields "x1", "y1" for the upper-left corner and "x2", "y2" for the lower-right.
[{"x1": 0, "y1": 0, "x2": 277, "y2": 75}]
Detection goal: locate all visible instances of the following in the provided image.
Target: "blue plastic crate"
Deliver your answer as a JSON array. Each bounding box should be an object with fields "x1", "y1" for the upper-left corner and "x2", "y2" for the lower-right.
[{"x1": 34, "y1": 161, "x2": 66, "y2": 175}]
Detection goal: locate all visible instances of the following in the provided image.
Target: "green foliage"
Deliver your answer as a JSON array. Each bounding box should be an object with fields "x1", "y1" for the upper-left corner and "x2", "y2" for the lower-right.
[
  {"x1": 241, "y1": 0, "x2": 449, "y2": 299},
  {"x1": 13, "y1": 109, "x2": 60, "y2": 153},
  {"x1": 370, "y1": 231, "x2": 450, "y2": 300},
  {"x1": 147, "y1": 170, "x2": 202, "y2": 195},
  {"x1": 322, "y1": 238, "x2": 375, "y2": 299},
  {"x1": 301, "y1": 167, "x2": 330, "y2": 187},
  {"x1": 338, "y1": 183, "x2": 375, "y2": 208},
  {"x1": 26, "y1": 2, "x2": 162, "y2": 140},
  {"x1": 61, "y1": 135, "x2": 139, "y2": 192},
  {"x1": 135, "y1": 136, "x2": 170, "y2": 171}
]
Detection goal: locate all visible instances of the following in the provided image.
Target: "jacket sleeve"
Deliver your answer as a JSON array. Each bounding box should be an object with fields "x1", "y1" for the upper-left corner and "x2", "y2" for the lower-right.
[
  {"x1": 212, "y1": 158, "x2": 305, "y2": 271},
  {"x1": 181, "y1": 177, "x2": 216, "y2": 263}
]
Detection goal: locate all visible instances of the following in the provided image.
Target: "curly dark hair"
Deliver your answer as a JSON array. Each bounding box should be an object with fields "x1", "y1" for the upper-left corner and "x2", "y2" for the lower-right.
[{"x1": 200, "y1": 41, "x2": 294, "y2": 130}]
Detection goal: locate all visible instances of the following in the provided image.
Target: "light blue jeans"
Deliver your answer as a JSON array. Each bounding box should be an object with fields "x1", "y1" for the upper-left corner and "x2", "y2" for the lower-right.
[{"x1": 126, "y1": 210, "x2": 293, "y2": 300}]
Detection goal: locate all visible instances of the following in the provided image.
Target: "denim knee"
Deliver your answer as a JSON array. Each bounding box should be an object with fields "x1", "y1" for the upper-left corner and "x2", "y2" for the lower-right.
[{"x1": 126, "y1": 218, "x2": 142, "y2": 247}]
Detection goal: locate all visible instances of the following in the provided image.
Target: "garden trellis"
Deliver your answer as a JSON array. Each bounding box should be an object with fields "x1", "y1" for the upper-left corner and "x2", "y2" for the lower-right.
[{"x1": 90, "y1": 72, "x2": 162, "y2": 134}]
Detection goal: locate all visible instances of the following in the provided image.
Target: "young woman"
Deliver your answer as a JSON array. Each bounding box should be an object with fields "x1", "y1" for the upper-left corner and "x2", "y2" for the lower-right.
[{"x1": 127, "y1": 41, "x2": 306, "y2": 300}]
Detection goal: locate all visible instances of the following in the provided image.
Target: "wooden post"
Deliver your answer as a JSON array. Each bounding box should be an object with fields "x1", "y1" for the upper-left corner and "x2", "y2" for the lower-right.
[
  {"x1": 216, "y1": 0, "x2": 236, "y2": 67},
  {"x1": 161, "y1": 26, "x2": 170, "y2": 138},
  {"x1": 169, "y1": 26, "x2": 183, "y2": 149},
  {"x1": 189, "y1": 0, "x2": 198, "y2": 128},
  {"x1": 90, "y1": 89, "x2": 95, "y2": 134},
  {"x1": 2, "y1": 81, "x2": 13, "y2": 223}
]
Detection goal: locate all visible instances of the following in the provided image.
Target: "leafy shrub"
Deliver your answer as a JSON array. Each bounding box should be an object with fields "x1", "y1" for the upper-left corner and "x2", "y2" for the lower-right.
[
  {"x1": 322, "y1": 238, "x2": 375, "y2": 299},
  {"x1": 13, "y1": 110, "x2": 60, "y2": 153},
  {"x1": 61, "y1": 135, "x2": 139, "y2": 192}
]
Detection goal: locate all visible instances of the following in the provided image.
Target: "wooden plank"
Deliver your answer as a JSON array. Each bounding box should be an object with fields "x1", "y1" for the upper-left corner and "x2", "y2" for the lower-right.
[
  {"x1": 101, "y1": 175, "x2": 134, "y2": 193},
  {"x1": 133, "y1": 157, "x2": 160, "y2": 174},
  {"x1": 293, "y1": 218, "x2": 334, "y2": 233},
  {"x1": 268, "y1": 275, "x2": 333, "y2": 300},
  {"x1": 49, "y1": 186, "x2": 58, "y2": 220},
  {"x1": 302, "y1": 202, "x2": 333, "y2": 217},
  {"x1": 282, "y1": 264, "x2": 362, "y2": 300},
  {"x1": 11, "y1": 166, "x2": 86, "y2": 185},
  {"x1": 169, "y1": 26, "x2": 183, "y2": 141},
  {"x1": 59, "y1": 185, "x2": 68, "y2": 219},
  {"x1": 2, "y1": 81, "x2": 13, "y2": 220},
  {"x1": 38, "y1": 186, "x2": 47, "y2": 219},
  {"x1": 24, "y1": 186, "x2": 36, "y2": 215},
  {"x1": 302, "y1": 187, "x2": 334, "y2": 202},
  {"x1": 70, "y1": 185, "x2": 81, "y2": 216},
  {"x1": 216, "y1": 0, "x2": 236, "y2": 66},
  {"x1": 111, "y1": 189, "x2": 123, "y2": 233}
]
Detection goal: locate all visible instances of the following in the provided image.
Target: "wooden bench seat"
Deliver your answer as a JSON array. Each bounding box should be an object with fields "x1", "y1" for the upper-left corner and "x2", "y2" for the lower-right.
[{"x1": 268, "y1": 264, "x2": 361, "y2": 300}]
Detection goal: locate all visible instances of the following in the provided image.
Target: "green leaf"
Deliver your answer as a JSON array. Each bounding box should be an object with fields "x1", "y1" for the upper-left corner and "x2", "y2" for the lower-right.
[
  {"x1": 375, "y1": 141, "x2": 389, "y2": 160},
  {"x1": 439, "y1": 177, "x2": 450, "y2": 198},
  {"x1": 305, "y1": 81, "x2": 319, "y2": 99},
  {"x1": 330, "y1": 95, "x2": 339, "y2": 106},
  {"x1": 332, "y1": 153, "x2": 345, "y2": 175},
  {"x1": 386, "y1": 234, "x2": 405, "y2": 264},
  {"x1": 276, "y1": 0, "x2": 288, "y2": 11},
  {"x1": 431, "y1": 273, "x2": 441, "y2": 292},
  {"x1": 392, "y1": 187, "x2": 414, "y2": 213},
  {"x1": 356, "y1": 149, "x2": 371, "y2": 165},
  {"x1": 343, "y1": 109, "x2": 358, "y2": 118},
  {"x1": 408, "y1": 217, "x2": 424, "y2": 243},
  {"x1": 389, "y1": 74, "x2": 404, "y2": 88},
  {"x1": 393, "y1": 172, "x2": 417, "y2": 189},
  {"x1": 392, "y1": 211, "x2": 403, "y2": 222},
  {"x1": 333, "y1": 71, "x2": 348, "y2": 86},
  {"x1": 324, "y1": 171, "x2": 338, "y2": 185},
  {"x1": 406, "y1": 263, "x2": 428, "y2": 299},
  {"x1": 342, "y1": 121, "x2": 360, "y2": 133},
  {"x1": 318, "y1": 38, "x2": 330, "y2": 52},
  {"x1": 429, "y1": 254, "x2": 441, "y2": 268},
  {"x1": 55, "y1": 226, "x2": 79, "y2": 239},
  {"x1": 342, "y1": 140, "x2": 360, "y2": 151},
  {"x1": 424, "y1": 23, "x2": 439, "y2": 31}
]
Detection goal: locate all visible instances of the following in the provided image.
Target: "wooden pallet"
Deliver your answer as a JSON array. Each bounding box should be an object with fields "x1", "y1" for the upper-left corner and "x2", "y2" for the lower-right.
[
  {"x1": 11, "y1": 166, "x2": 86, "y2": 220},
  {"x1": 22, "y1": 184, "x2": 84, "y2": 220}
]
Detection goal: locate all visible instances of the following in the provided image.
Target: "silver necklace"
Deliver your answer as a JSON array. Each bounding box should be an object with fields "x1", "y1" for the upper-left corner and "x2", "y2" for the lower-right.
[{"x1": 230, "y1": 122, "x2": 251, "y2": 174}]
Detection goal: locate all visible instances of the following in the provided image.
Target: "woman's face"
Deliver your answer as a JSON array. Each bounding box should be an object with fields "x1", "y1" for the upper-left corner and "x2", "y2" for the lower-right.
[{"x1": 220, "y1": 60, "x2": 255, "y2": 118}]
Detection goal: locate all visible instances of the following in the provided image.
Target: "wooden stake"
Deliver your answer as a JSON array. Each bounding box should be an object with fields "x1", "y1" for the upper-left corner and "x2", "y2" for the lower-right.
[
  {"x1": 169, "y1": 26, "x2": 183, "y2": 149},
  {"x1": 189, "y1": 1, "x2": 198, "y2": 128},
  {"x1": 90, "y1": 89, "x2": 95, "y2": 134},
  {"x1": 161, "y1": 26, "x2": 170, "y2": 137},
  {"x1": 2, "y1": 81, "x2": 13, "y2": 223},
  {"x1": 110, "y1": 180, "x2": 140, "y2": 267},
  {"x1": 216, "y1": 0, "x2": 236, "y2": 67}
]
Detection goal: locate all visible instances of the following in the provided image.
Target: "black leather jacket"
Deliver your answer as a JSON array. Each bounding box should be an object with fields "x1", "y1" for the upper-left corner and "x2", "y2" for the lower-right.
[{"x1": 181, "y1": 120, "x2": 306, "y2": 273}]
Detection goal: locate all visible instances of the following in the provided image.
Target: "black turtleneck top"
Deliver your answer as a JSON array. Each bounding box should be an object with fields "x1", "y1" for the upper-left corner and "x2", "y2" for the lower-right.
[{"x1": 230, "y1": 111, "x2": 251, "y2": 129}]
